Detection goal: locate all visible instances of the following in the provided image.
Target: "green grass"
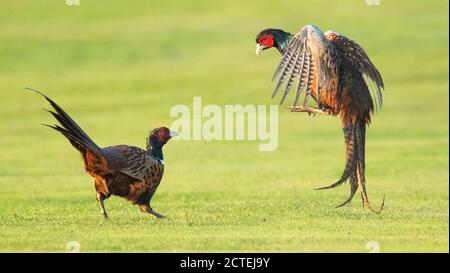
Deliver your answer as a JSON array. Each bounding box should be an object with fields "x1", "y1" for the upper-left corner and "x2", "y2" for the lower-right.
[{"x1": 0, "y1": 0, "x2": 448, "y2": 252}]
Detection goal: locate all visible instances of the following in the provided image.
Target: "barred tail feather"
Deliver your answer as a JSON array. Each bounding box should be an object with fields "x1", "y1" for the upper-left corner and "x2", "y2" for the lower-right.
[
  {"x1": 355, "y1": 122, "x2": 385, "y2": 214},
  {"x1": 316, "y1": 119, "x2": 385, "y2": 213},
  {"x1": 27, "y1": 88, "x2": 101, "y2": 155},
  {"x1": 315, "y1": 123, "x2": 356, "y2": 190}
]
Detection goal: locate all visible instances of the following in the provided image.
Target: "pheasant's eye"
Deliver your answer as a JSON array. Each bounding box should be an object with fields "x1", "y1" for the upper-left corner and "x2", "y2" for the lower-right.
[{"x1": 157, "y1": 128, "x2": 171, "y2": 142}]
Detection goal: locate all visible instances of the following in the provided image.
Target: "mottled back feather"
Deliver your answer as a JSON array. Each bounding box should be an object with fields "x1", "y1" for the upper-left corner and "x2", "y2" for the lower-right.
[
  {"x1": 324, "y1": 31, "x2": 384, "y2": 111},
  {"x1": 102, "y1": 145, "x2": 163, "y2": 181}
]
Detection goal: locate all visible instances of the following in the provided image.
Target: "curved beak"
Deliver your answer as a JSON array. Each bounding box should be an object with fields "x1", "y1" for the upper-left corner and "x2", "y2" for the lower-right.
[
  {"x1": 169, "y1": 131, "x2": 178, "y2": 138},
  {"x1": 255, "y1": 43, "x2": 266, "y2": 56}
]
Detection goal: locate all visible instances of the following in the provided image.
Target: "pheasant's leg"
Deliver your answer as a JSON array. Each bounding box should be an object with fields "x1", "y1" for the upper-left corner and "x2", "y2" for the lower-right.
[
  {"x1": 139, "y1": 204, "x2": 166, "y2": 219},
  {"x1": 149, "y1": 210, "x2": 166, "y2": 219},
  {"x1": 96, "y1": 193, "x2": 108, "y2": 219},
  {"x1": 288, "y1": 106, "x2": 331, "y2": 116},
  {"x1": 94, "y1": 176, "x2": 110, "y2": 219}
]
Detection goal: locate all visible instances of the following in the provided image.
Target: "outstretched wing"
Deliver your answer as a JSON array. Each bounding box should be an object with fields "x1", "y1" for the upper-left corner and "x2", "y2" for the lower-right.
[
  {"x1": 272, "y1": 25, "x2": 340, "y2": 107},
  {"x1": 324, "y1": 31, "x2": 384, "y2": 111}
]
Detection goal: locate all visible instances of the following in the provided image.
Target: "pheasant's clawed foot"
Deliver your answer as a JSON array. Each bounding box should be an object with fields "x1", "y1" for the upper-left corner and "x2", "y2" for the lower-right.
[
  {"x1": 96, "y1": 193, "x2": 109, "y2": 220},
  {"x1": 149, "y1": 210, "x2": 166, "y2": 219},
  {"x1": 102, "y1": 211, "x2": 109, "y2": 220},
  {"x1": 139, "y1": 204, "x2": 167, "y2": 219},
  {"x1": 287, "y1": 106, "x2": 332, "y2": 116}
]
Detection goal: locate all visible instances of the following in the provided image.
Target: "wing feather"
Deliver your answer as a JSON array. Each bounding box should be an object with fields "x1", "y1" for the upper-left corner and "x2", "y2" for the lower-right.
[
  {"x1": 102, "y1": 145, "x2": 160, "y2": 181},
  {"x1": 280, "y1": 49, "x2": 302, "y2": 104},
  {"x1": 293, "y1": 51, "x2": 307, "y2": 106},
  {"x1": 272, "y1": 25, "x2": 339, "y2": 107},
  {"x1": 324, "y1": 31, "x2": 384, "y2": 110},
  {"x1": 304, "y1": 62, "x2": 315, "y2": 107},
  {"x1": 272, "y1": 42, "x2": 300, "y2": 98}
]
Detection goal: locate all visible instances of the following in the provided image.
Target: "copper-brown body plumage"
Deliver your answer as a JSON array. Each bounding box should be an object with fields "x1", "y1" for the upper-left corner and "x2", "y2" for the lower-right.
[{"x1": 29, "y1": 88, "x2": 175, "y2": 219}]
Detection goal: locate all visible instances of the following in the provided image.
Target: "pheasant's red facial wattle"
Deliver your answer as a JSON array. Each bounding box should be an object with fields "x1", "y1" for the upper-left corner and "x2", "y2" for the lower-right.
[{"x1": 258, "y1": 34, "x2": 274, "y2": 48}]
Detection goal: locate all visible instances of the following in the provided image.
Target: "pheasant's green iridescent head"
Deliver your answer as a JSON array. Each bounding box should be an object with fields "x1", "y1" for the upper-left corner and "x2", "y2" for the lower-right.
[{"x1": 255, "y1": 29, "x2": 293, "y2": 55}]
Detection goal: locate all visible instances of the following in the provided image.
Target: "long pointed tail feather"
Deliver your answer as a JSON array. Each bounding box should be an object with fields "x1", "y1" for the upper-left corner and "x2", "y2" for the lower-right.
[
  {"x1": 42, "y1": 123, "x2": 94, "y2": 153},
  {"x1": 354, "y1": 121, "x2": 384, "y2": 214},
  {"x1": 335, "y1": 173, "x2": 358, "y2": 208},
  {"x1": 316, "y1": 118, "x2": 385, "y2": 213},
  {"x1": 315, "y1": 124, "x2": 357, "y2": 190},
  {"x1": 27, "y1": 87, "x2": 101, "y2": 155}
]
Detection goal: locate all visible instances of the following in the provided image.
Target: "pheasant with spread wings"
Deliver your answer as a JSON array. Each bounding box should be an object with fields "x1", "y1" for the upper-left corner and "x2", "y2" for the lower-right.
[
  {"x1": 28, "y1": 88, "x2": 177, "y2": 219},
  {"x1": 255, "y1": 25, "x2": 385, "y2": 213}
]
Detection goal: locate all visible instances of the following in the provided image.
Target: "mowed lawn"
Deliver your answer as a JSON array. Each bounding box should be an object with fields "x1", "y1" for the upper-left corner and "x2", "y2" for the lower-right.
[{"x1": 0, "y1": 0, "x2": 448, "y2": 252}]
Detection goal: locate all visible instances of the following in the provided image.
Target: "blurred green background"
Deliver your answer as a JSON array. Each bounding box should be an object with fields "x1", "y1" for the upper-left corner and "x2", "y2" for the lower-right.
[{"x1": 0, "y1": 0, "x2": 448, "y2": 252}]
